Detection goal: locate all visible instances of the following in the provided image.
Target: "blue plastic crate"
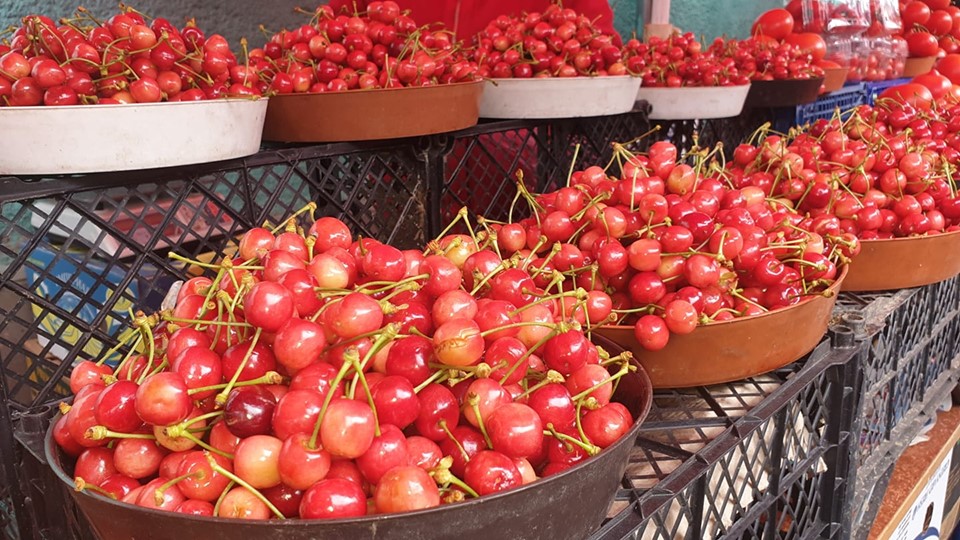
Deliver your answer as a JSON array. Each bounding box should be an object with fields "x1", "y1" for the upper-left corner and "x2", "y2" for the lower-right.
[
  {"x1": 863, "y1": 77, "x2": 912, "y2": 105},
  {"x1": 794, "y1": 83, "x2": 867, "y2": 126}
]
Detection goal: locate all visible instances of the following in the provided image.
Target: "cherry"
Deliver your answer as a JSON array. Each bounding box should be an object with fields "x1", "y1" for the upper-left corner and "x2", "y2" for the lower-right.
[
  {"x1": 234, "y1": 434, "x2": 283, "y2": 489},
  {"x1": 221, "y1": 339, "x2": 277, "y2": 382},
  {"x1": 414, "y1": 383, "x2": 460, "y2": 441},
  {"x1": 241, "y1": 282, "x2": 294, "y2": 333},
  {"x1": 356, "y1": 424, "x2": 410, "y2": 484},
  {"x1": 113, "y1": 438, "x2": 165, "y2": 480},
  {"x1": 278, "y1": 432, "x2": 332, "y2": 490},
  {"x1": 527, "y1": 383, "x2": 576, "y2": 430},
  {"x1": 224, "y1": 386, "x2": 277, "y2": 438},
  {"x1": 174, "y1": 346, "x2": 222, "y2": 400},
  {"x1": 136, "y1": 477, "x2": 185, "y2": 511},
  {"x1": 218, "y1": 486, "x2": 271, "y2": 519},
  {"x1": 406, "y1": 435, "x2": 443, "y2": 470},
  {"x1": 433, "y1": 318, "x2": 484, "y2": 367},
  {"x1": 273, "y1": 318, "x2": 326, "y2": 373},
  {"x1": 176, "y1": 451, "x2": 232, "y2": 501},
  {"x1": 487, "y1": 403, "x2": 544, "y2": 459},
  {"x1": 325, "y1": 292, "x2": 383, "y2": 339},
  {"x1": 74, "y1": 447, "x2": 118, "y2": 486},
  {"x1": 384, "y1": 335, "x2": 433, "y2": 386},
  {"x1": 135, "y1": 372, "x2": 191, "y2": 426},
  {"x1": 439, "y1": 426, "x2": 486, "y2": 477},
  {"x1": 464, "y1": 450, "x2": 522, "y2": 496},
  {"x1": 299, "y1": 478, "x2": 367, "y2": 519},
  {"x1": 542, "y1": 330, "x2": 591, "y2": 376},
  {"x1": 94, "y1": 380, "x2": 141, "y2": 433},
  {"x1": 289, "y1": 362, "x2": 344, "y2": 399},
  {"x1": 69, "y1": 360, "x2": 112, "y2": 394},
  {"x1": 262, "y1": 484, "x2": 303, "y2": 518},
  {"x1": 272, "y1": 389, "x2": 324, "y2": 441},
  {"x1": 320, "y1": 398, "x2": 376, "y2": 459},
  {"x1": 374, "y1": 465, "x2": 440, "y2": 513},
  {"x1": 370, "y1": 375, "x2": 420, "y2": 429},
  {"x1": 175, "y1": 500, "x2": 215, "y2": 516},
  {"x1": 581, "y1": 402, "x2": 633, "y2": 449}
]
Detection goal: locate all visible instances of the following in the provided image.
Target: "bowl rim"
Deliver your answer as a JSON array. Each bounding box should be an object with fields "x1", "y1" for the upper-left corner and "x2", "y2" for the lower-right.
[
  {"x1": 599, "y1": 263, "x2": 848, "y2": 331},
  {"x1": 267, "y1": 79, "x2": 485, "y2": 100},
  {"x1": 0, "y1": 96, "x2": 268, "y2": 113},
  {"x1": 854, "y1": 228, "x2": 960, "y2": 244}
]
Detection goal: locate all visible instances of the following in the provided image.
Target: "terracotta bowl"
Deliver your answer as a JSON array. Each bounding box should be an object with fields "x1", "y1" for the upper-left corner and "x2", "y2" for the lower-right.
[
  {"x1": 842, "y1": 230, "x2": 960, "y2": 291},
  {"x1": 262, "y1": 80, "x2": 483, "y2": 142},
  {"x1": 594, "y1": 266, "x2": 847, "y2": 388},
  {"x1": 821, "y1": 68, "x2": 850, "y2": 94},
  {"x1": 903, "y1": 56, "x2": 936, "y2": 78}
]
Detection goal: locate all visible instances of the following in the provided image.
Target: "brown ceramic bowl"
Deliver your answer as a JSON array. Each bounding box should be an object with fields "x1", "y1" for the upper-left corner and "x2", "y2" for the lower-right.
[
  {"x1": 593, "y1": 266, "x2": 847, "y2": 388},
  {"x1": 842, "y1": 230, "x2": 960, "y2": 291},
  {"x1": 262, "y1": 80, "x2": 483, "y2": 142},
  {"x1": 821, "y1": 68, "x2": 849, "y2": 94},
  {"x1": 744, "y1": 77, "x2": 825, "y2": 108},
  {"x1": 903, "y1": 56, "x2": 936, "y2": 78}
]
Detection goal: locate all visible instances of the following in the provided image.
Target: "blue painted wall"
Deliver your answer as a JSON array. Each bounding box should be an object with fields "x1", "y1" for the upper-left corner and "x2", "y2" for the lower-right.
[{"x1": 671, "y1": 0, "x2": 782, "y2": 40}]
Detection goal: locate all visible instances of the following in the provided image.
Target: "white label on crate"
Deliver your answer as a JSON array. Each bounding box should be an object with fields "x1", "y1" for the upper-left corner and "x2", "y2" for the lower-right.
[
  {"x1": 161, "y1": 281, "x2": 183, "y2": 311},
  {"x1": 892, "y1": 450, "x2": 952, "y2": 540}
]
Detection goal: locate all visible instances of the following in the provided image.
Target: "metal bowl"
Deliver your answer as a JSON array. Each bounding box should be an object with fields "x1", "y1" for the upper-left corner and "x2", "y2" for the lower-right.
[{"x1": 44, "y1": 335, "x2": 652, "y2": 540}]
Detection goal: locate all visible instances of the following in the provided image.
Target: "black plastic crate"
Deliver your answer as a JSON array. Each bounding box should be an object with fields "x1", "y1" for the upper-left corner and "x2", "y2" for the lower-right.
[
  {"x1": 592, "y1": 337, "x2": 862, "y2": 539},
  {"x1": 438, "y1": 111, "x2": 651, "y2": 225},
  {"x1": 0, "y1": 144, "x2": 428, "y2": 408}
]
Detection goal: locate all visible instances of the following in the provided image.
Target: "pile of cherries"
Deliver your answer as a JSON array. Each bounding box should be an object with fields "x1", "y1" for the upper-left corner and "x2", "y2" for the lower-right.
[
  {"x1": 55, "y1": 207, "x2": 636, "y2": 520},
  {"x1": 707, "y1": 36, "x2": 825, "y2": 81},
  {"x1": 469, "y1": 4, "x2": 626, "y2": 78},
  {"x1": 621, "y1": 32, "x2": 823, "y2": 87},
  {"x1": 0, "y1": 7, "x2": 255, "y2": 106},
  {"x1": 746, "y1": 98, "x2": 960, "y2": 239},
  {"x1": 622, "y1": 33, "x2": 750, "y2": 87},
  {"x1": 487, "y1": 140, "x2": 852, "y2": 352},
  {"x1": 250, "y1": 1, "x2": 479, "y2": 93}
]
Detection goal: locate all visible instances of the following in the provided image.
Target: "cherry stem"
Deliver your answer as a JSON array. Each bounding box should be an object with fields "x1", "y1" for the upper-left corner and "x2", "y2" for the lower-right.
[
  {"x1": 413, "y1": 368, "x2": 449, "y2": 393},
  {"x1": 469, "y1": 261, "x2": 509, "y2": 296},
  {"x1": 309, "y1": 349, "x2": 358, "y2": 450},
  {"x1": 99, "y1": 324, "x2": 140, "y2": 366},
  {"x1": 270, "y1": 202, "x2": 317, "y2": 235},
  {"x1": 215, "y1": 328, "x2": 263, "y2": 407},
  {"x1": 74, "y1": 477, "x2": 117, "y2": 499},
  {"x1": 467, "y1": 394, "x2": 493, "y2": 449},
  {"x1": 478, "y1": 319, "x2": 560, "y2": 339},
  {"x1": 154, "y1": 471, "x2": 197, "y2": 506},
  {"x1": 204, "y1": 452, "x2": 285, "y2": 520},
  {"x1": 432, "y1": 467, "x2": 480, "y2": 499},
  {"x1": 179, "y1": 431, "x2": 234, "y2": 460},
  {"x1": 135, "y1": 314, "x2": 157, "y2": 384},
  {"x1": 438, "y1": 419, "x2": 470, "y2": 463},
  {"x1": 190, "y1": 371, "x2": 282, "y2": 397},
  {"x1": 574, "y1": 400, "x2": 593, "y2": 448},
  {"x1": 356, "y1": 273, "x2": 430, "y2": 294},
  {"x1": 545, "y1": 424, "x2": 599, "y2": 456},
  {"x1": 111, "y1": 332, "x2": 144, "y2": 379},
  {"x1": 84, "y1": 426, "x2": 155, "y2": 442},
  {"x1": 516, "y1": 370, "x2": 565, "y2": 399},
  {"x1": 566, "y1": 144, "x2": 582, "y2": 187},
  {"x1": 168, "y1": 410, "x2": 225, "y2": 434},
  {"x1": 571, "y1": 360, "x2": 632, "y2": 403}
]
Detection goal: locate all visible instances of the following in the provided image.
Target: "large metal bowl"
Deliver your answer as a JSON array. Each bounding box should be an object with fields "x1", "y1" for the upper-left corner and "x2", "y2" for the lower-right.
[{"x1": 45, "y1": 336, "x2": 652, "y2": 540}]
